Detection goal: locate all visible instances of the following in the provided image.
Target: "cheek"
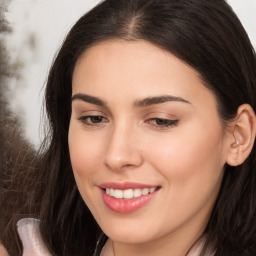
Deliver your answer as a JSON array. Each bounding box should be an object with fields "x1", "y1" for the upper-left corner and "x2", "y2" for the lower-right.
[
  {"x1": 143, "y1": 128, "x2": 225, "y2": 229},
  {"x1": 68, "y1": 126, "x2": 106, "y2": 213},
  {"x1": 69, "y1": 128, "x2": 102, "y2": 174},
  {"x1": 149, "y1": 120, "x2": 225, "y2": 173},
  {"x1": 68, "y1": 124, "x2": 105, "y2": 199},
  {"x1": 145, "y1": 123, "x2": 225, "y2": 200}
]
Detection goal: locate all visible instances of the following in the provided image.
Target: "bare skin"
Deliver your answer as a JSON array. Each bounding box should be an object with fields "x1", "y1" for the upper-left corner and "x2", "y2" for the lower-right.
[
  {"x1": 69, "y1": 40, "x2": 255, "y2": 256},
  {"x1": 0, "y1": 243, "x2": 9, "y2": 256}
]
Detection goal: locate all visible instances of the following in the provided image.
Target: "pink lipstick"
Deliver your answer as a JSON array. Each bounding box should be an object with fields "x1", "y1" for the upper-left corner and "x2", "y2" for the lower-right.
[{"x1": 99, "y1": 182, "x2": 160, "y2": 213}]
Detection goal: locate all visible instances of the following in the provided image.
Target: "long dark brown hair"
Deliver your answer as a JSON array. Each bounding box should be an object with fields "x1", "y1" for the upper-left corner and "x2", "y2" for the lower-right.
[{"x1": 4, "y1": 0, "x2": 256, "y2": 255}]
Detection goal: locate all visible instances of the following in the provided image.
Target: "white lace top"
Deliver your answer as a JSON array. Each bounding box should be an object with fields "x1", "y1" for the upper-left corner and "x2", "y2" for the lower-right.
[{"x1": 17, "y1": 218, "x2": 215, "y2": 256}]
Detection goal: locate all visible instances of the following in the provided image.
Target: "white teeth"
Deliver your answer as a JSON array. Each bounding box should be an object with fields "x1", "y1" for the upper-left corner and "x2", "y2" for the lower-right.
[
  {"x1": 110, "y1": 188, "x2": 115, "y2": 196},
  {"x1": 134, "y1": 189, "x2": 142, "y2": 198},
  {"x1": 149, "y1": 187, "x2": 156, "y2": 193},
  {"x1": 123, "y1": 189, "x2": 133, "y2": 199},
  {"x1": 114, "y1": 190, "x2": 123, "y2": 199},
  {"x1": 142, "y1": 188, "x2": 150, "y2": 195},
  {"x1": 105, "y1": 187, "x2": 157, "y2": 199}
]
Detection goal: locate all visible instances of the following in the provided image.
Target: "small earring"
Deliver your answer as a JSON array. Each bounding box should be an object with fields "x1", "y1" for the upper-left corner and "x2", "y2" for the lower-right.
[{"x1": 235, "y1": 136, "x2": 239, "y2": 146}]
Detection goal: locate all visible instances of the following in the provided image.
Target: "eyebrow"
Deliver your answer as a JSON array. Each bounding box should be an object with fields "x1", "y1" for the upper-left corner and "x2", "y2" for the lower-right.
[
  {"x1": 71, "y1": 94, "x2": 191, "y2": 107},
  {"x1": 71, "y1": 94, "x2": 107, "y2": 106},
  {"x1": 133, "y1": 95, "x2": 191, "y2": 107}
]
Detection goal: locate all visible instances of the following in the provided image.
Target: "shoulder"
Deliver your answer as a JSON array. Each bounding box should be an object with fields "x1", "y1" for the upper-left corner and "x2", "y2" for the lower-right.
[{"x1": 17, "y1": 218, "x2": 52, "y2": 256}]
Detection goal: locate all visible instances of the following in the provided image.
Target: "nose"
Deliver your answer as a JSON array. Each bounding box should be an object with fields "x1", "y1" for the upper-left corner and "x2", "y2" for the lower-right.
[{"x1": 104, "y1": 124, "x2": 143, "y2": 171}]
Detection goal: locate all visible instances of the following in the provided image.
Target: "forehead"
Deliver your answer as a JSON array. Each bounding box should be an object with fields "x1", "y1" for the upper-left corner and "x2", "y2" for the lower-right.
[{"x1": 72, "y1": 40, "x2": 216, "y2": 109}]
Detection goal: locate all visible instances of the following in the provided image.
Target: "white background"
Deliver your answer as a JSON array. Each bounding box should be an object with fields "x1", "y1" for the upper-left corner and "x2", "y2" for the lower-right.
[{"x1": 2, "y1": 0, "x2": 256, "y2": 148}]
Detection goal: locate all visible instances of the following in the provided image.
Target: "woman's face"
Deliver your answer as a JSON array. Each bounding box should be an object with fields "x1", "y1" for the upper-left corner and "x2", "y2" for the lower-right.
[{"x1": 69, "y1": 40, "x2": 230, "y2": 247}]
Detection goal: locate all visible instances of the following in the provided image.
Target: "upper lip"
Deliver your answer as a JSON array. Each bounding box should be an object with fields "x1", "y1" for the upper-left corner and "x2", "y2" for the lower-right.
[{"x1": 99, "y1": 182, "x2": 160, "y2": 190}]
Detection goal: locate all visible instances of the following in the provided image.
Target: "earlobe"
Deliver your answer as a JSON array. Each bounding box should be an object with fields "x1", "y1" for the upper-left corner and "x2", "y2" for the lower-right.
[{"x1": 226, "y1": 104, "x2": 256, "y2": 167}]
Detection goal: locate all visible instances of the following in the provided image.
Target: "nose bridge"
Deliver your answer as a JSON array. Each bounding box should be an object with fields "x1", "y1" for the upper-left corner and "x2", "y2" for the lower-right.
[{"x1": 104, "y1": 119, "x2": 143, "y2": 171}]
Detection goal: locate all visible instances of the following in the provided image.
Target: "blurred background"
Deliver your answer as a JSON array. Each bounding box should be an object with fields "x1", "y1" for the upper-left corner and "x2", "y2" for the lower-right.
[{"x1": 1, "y1": 0, "x2": 256, "y2": 148}]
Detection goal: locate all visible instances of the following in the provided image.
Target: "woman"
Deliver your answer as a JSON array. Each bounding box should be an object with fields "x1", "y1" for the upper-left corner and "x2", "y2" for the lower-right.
[{"x1": 3, "y1": 0, "x2": 256, "y2": 255}]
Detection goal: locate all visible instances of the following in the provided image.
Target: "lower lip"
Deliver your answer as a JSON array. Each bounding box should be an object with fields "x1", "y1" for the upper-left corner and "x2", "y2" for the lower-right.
[{"x1": 101, "y1": 189, "x2": 158, "y2": 213}]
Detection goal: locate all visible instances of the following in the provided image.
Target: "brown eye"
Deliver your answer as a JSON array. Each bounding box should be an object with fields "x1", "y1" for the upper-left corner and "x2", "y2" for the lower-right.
[
  {"x1": 148, "y1": 118, "x2": 179, "y2": 127},
  {"x1": 78, "y1": 115, "x2": 108, "y2": 126},
  {"x1": 88, "y1": 116, "x2": 104, "y2": 123}
]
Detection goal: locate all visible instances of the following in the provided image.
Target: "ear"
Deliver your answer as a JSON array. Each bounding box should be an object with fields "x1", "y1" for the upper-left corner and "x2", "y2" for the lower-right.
[{"x1": 226, "y1": 104, "x2": 256, "y2": 166}]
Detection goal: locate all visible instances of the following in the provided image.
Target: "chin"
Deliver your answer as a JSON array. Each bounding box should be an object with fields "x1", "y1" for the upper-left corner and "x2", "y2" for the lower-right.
[
  {"x1": 109, "y1": 232, "x2": 154, "y2": 244},
  {"x1": 101, "y1": 220, "x2": 158, "y2": 244}
]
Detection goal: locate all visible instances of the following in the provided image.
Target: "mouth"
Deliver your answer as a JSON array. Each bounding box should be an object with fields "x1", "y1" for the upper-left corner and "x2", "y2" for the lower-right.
[
  {"x1": 104, "y1": 187, "x2": 158, "y2": 199},
  {"x1": 99, "y1": 182, "x2": 161, "y2": 213}
]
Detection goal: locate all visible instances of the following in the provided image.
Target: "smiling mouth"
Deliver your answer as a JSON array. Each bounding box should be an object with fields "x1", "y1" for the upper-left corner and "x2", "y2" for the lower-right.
[
  {"x1": 101, "y1": 185, "x2": 160, "y2": 213},
  {"x1": 104, "y1": 187, "x2": 158, "y2": 199},
  {"x1": 99, "y1": 182, "x2": 161, "y2": 213}
]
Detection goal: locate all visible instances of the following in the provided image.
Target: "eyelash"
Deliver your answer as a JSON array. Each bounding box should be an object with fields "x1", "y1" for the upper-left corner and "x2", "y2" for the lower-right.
[
  {"x1": 77, "y1": 115, "x2": 179, "y2": 129},
  {"x1": 145, "y1": 118, "x2": 179, "y2": 129},
  {"x1": 78, "y1": 115, "x2": 108, "y2": 126}
]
